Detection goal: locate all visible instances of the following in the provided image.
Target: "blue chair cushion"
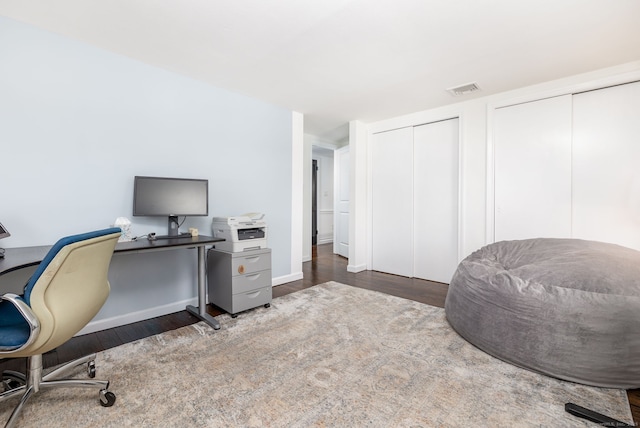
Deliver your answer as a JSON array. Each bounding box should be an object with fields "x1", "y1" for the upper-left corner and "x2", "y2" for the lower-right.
[
  {"x1": 0, "y1": 227, "x2": 121, "y2": 350},
  {"x1": 0, "y1": 300, "x2": 31, "y2": 349}
]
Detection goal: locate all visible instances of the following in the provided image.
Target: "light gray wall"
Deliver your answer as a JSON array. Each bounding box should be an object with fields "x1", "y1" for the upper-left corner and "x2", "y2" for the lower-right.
[{"x1": 0, "y1": 17, "x2": 293, "y2": 329}]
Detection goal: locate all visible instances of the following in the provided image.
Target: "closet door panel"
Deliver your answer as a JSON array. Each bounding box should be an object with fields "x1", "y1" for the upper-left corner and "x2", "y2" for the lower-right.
[
  {"x1": 572, "y1": 81, "x2": 640, "y2": 250},
  {"x1": 494, "y1": 95, "x2": 572, "y2": 241},
  {"x1": 371, "y1": 127, "x2": 413, "y2": 276},
  {"x1": 413, "y1": 119, "x2": 459, "y2": 284}
]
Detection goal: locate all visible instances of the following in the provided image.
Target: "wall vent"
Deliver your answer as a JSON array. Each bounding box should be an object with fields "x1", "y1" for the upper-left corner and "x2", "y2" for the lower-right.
[{"x1": 446, "y1": 82, "x2": 481, "y2": 96}]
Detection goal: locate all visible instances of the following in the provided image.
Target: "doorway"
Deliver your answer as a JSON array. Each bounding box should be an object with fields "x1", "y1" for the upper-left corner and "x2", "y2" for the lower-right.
[{"x1": 312, "y1": 159, "x2": 318, "y2": 246}]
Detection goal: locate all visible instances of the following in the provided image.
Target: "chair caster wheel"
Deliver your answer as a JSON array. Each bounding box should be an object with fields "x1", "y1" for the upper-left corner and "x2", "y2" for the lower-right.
[
  {"x1": 231, "y1": 314, "x2": 238, "y2": 318},
  {"x1": 87, "y1": 361, "x2": 96, "y2": 378},
  {"x1": 2, "y1": 371, "x2": 26, "y2": 392},
  {"x1": 264, "y1": 303, "x2": 271, "y2": 308},
  {"x1": 99, "y1": 390, "x2": 116, "y2": 407}
]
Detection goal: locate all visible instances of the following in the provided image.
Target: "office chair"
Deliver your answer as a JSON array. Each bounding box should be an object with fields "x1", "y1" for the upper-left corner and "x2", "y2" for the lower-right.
[{"x1": 0, "y1": 228, "x2": 121, "y2": 428}]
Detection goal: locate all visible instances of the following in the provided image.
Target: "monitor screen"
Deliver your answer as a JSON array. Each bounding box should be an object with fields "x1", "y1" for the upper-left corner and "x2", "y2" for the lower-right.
[
  {"x1": 0, "y1": 221, "x2": 9, "y2": 240},
  {"x1": 133, "y1": 176, "x2": 209, "y2": 217}
]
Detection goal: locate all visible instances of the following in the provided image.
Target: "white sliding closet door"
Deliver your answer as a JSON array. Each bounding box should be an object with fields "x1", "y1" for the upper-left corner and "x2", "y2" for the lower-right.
[
  {"x1": 413, "y1": 119, "x2": 459, "y2": 283},
  {"x1": 371, "y1": 120, "x2": 459, "y2": 283},
  {"x1": 371, "y1": 127, "x2": 413, "y2": 277},
  {"x1": 494, "y1": 95, "x2": 572, "y2": 241},
  {"x1": 572, "y1": 81, "x2": 640, "y2": 250}
]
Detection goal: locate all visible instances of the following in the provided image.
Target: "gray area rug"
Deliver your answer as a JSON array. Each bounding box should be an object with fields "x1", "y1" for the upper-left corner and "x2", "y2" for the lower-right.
[{"x1": 1, "y1": 282, "x2": 632, "y2": 427}]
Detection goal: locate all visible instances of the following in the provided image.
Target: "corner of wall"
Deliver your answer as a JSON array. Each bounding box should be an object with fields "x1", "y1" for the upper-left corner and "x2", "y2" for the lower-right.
[{"x1": 291, "y1": 111, "x2": 305, "y2": 275}]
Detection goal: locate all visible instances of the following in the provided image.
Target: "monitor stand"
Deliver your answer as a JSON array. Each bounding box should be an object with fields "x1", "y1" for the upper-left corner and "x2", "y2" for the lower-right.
[{"x1": 155, "y1": 216, "x2": 191, "y2": 240}]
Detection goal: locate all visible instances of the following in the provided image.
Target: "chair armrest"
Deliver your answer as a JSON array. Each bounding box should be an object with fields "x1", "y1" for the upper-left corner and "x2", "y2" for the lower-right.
[{"x1": 0, "y1": 293, "x2": 41, "y2": 353}]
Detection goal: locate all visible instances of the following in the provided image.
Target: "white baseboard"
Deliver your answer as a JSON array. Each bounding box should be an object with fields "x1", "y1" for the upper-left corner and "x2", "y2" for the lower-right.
[
  {"x1": 78, "y1": 272, "x2": 305, "y2": 335},
  {"x1": 347, "y1": 263, "x2": 367, "y2": 273},
  {"x1": 272, "y1": 272, "x2": 303, "y2": 286},
  {"x1": 78, "y1": 297, "x2": 198, "y2": 335}
]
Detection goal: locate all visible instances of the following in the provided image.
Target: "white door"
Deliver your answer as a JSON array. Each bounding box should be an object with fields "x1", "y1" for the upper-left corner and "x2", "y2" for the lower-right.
[
  {"x1": 413, "y1": 119, "x2": 459, "y2": 283},
  {"x1": 371, "y1": 127, "x2": 413, "y2": 277},
  {"x1": 334, "y1": 146, "x2": 350, "y2": 258},
  {"x1": 572, "y1": 81, "x2": 640, "y2": 250},
  {"x1": 494, "y1": 95, "x2": 573, "y2": 241}
]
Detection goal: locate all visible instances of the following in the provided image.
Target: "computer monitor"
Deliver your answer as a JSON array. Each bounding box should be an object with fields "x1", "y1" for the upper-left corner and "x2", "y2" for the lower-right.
[
  {"x1": 0, "y1": 222, "x2": 9, "y2": 240},
  {"x1": 133, "y1": 176, "x2": 209, "y2": 238}
]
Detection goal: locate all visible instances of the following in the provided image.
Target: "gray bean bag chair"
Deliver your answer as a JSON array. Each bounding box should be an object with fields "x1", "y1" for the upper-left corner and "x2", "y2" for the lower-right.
[{"x1": 445, "y1": 238, "x2": 640, "y2": 388}]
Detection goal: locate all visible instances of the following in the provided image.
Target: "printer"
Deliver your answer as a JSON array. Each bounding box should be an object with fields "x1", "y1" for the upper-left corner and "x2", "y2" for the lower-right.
[{"x1": 211, "y1": 213, "x2": 268, "y2": 252}]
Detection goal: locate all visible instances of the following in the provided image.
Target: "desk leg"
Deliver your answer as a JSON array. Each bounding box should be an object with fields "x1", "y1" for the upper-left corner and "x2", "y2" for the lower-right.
[{"x1": 186, "y1": 245, "x2": 221, "y2": 330}]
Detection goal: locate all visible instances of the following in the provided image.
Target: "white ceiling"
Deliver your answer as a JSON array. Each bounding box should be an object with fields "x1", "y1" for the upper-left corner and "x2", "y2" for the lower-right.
[{"x1": 1, "y1": 0, "x2": 639, "y2": 142}]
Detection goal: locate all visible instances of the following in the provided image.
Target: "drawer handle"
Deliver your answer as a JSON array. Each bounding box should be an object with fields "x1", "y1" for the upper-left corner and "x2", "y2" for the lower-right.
[
  {"x1": 246, "y1": 273, "x2": 261, "y2": 281},
  {"x1": 245, "y1": 256, "x2": 260, "y2": 262},
  {"x1": 246, "y1": 290, "x2": 261, "y2": 298}
]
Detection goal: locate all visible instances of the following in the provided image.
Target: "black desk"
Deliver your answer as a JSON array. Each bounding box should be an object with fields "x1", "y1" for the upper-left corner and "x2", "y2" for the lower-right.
[{"x1": 0, "y1": 235, "x2": 224, "y2": 330}]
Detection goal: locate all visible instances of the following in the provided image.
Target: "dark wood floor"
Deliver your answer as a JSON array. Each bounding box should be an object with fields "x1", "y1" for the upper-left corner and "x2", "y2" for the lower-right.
[{"x1": 2, "y1": 244, "x2": 638, "y2": 425}]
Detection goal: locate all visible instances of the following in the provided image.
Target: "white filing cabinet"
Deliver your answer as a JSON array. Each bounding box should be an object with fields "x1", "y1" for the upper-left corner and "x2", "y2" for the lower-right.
[{"x1": 207, "y1": 247, "x2": 272, "y2": 316}]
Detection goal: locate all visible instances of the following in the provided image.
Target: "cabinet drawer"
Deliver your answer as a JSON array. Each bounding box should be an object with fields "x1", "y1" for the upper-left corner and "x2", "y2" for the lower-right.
[
  {"x1": 232, "y1": 269, "x2": 272, "y2": 294},
  {"x1": 231, "y1": 252, "x2": 271, "y2": 276},
  {"x1": 231, "y1": 286, "x2": 272, "y2": 314}
]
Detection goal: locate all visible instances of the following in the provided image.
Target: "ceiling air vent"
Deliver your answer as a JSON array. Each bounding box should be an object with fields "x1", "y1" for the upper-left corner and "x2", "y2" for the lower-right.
[{"x1": 446, "y1": 82, "x2": 481, "y2": 96}]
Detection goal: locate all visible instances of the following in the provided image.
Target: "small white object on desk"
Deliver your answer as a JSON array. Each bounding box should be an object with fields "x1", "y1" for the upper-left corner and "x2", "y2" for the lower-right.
[{"x1": 113, "y1": 217, "x2": 133, "y2": 242}]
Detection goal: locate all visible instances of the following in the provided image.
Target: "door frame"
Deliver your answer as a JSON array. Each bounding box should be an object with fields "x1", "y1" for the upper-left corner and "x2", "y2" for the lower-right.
[{"x1": 334, "y1": 146, "x2": 350, "y2": 258}]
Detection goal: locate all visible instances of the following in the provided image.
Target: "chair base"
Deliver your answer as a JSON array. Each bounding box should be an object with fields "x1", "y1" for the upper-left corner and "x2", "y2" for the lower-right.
[{"x1": 0, "y1": 353, "x2": 115, "y2": 428}]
